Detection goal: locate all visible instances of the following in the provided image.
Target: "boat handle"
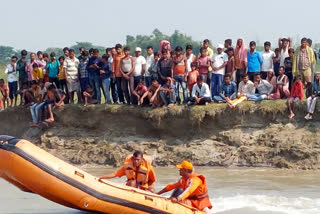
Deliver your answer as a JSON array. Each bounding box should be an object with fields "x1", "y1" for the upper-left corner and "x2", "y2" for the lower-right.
[
  {"x1": 75, "y1": 171, "x2": 84, "y2": 178},
  {"x1": 145, "y1": 196, "x2": 154, "y2": 202}
]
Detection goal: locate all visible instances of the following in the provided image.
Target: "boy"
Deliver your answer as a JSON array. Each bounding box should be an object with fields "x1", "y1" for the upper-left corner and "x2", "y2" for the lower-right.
[
  {"x1": 5, "y1": 56, "x2": 18, "y2": 107},
  {"x1": 45, "y1": 84, "x2": 65, "y2": 123},
  {"x1": 273, "y1": 48, "x2": 280, "y2": 77},
  {"x1": 287, "y1": 75, "x2": 303, "y2": 119},
  {"x1": 132, "y1": 80, "x2": 149, "y2": 106},
  {"x1": 83, "y1": 85, "x2": 98, "y2": 106},
  {"x1": 187, "y1": 62, "x2": 199, "y2": 94},
  {"x1": 32, "y1": 63, "x2": 44, "y2": 82},
  {"x1": 100, "y1": 54, "x2": 113, "y2": 104},
  {"x1": 160, "y1": 77, "x2": 176, "y2": 107},
  {"x1": 197, "y1": 47, "x2": 211, "y2": 83},
  {"x1": 140, "y1": 79, "x2": 163, "y2": 108},
  {"x1": 226, "y1": 48, "x2": 235, "y2": 81},
  {"x1": 0, "y1": 79, "x2": 9, "y2": 110},
  {"x1": 58, "y1": 56, "x2": 68, "y2": 103},
  {"x1": 213, "y1": 74, "x2": 237, "y2": 108},
  {"x1": 148, "y1": 52, "x2": 159, "y2": 81},
  {"x1": 284, "y1": 48, "x2": 294, "y2": 90},
  {"x1": 79, "y1": 51, "x2": 90, "y2": 99},
  {"x1": 260, "y1": 41, "x2": 275, "y2": 79}
]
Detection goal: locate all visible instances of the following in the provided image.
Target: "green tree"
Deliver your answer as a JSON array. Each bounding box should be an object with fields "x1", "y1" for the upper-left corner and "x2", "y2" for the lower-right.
[{"x1": 0, "y1": 46, "x2": 18, "y2": 64}]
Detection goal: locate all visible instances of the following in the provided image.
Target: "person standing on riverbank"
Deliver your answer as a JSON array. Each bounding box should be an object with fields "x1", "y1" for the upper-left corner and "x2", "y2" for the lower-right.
[
  {"x1": 292, "y1": 38, "x2": 316, "y2": 98},
  {"x1": 261, "y1": 42, "x2": 275, "y2": 79},
  {"x1": 234, "y1": 38, "x2": 248, "y2": 86},
  {"x1": 98, "y1": 151, "x2": 156, "y2": 193},
  {"x1": 157, "y1": 160, "x2": 212, "y2": 213},
  {"x1": 5, "y1": 56, "x2": 18, "y2": 107},
  {"x1": 247, "y1": 41, "x2": 263, "y2": 81},
  {"x1": 120, "y1": 47, "x2": 135, "y2": 105},
  {"x1": 172, "y1": 46, "x2": 188, "y2": 104},
  {"x1": 64, "y1": 49, "x2": 80, "y2": 104}
]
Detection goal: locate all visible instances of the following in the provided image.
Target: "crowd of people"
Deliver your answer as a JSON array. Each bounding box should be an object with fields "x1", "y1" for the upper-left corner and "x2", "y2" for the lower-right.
[{"x1": 0, "y1": 37, "x2": 319, "y2": 124}]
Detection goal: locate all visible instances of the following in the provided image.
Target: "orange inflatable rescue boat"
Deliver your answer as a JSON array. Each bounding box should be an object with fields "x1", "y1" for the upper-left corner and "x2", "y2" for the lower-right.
[{"x1": 0, "y1": 136, "x2": 206, "y2": 214}]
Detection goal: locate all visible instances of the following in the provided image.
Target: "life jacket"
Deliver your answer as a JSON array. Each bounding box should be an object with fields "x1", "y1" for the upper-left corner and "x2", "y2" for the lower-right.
[
  {"x1": 124, "y1": 155, "x2": 152, "y2": 189},
  {"x1": 183, "y1": 173, "x2": 212, "y2": 211}
]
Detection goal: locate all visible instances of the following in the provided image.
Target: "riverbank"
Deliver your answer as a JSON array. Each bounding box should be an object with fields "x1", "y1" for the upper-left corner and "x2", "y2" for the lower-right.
[{"x1": 1, "y1": 100, "x2": 320, "y2": 169}]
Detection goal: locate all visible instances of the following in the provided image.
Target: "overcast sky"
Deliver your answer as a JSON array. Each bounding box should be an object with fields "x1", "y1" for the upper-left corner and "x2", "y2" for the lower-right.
[{"x1": 0, "y1": 0, "x2": 319, "y2": 51}]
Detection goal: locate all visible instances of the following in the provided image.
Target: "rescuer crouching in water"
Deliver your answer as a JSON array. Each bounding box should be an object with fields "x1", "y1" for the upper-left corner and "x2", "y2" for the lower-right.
[
  {"x1": 157, "y1": 161, "x2": 212, "y2": 213},
  {"x1": 98, "y1": 151, "x2": 156, "y2": 193}
]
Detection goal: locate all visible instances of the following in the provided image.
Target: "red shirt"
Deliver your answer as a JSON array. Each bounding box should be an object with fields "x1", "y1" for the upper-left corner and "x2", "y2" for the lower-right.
[{"x1": 290, "y1": 81, "x2": 303, "y2": 100}]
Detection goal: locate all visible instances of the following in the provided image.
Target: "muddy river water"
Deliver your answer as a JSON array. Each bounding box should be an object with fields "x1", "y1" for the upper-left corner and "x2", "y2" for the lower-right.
[{"x1": 0, "y1": 167, "x2": 319, "y2": 214}]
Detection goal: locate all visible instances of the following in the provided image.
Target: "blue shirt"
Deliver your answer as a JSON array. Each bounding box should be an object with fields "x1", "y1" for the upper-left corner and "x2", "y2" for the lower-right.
[
  {"x1": 247, "y1": 50, "x2": 263, "y2": 72},
  {"x1": 99, "y1": 61, "x2": 112, "y2": 79},
  {"x1": 86, "y1": 57, "x2": 102, "y2": 76},
  {"x1": 220, "y1": 81, "x2": 237, "y2": 98},
  {"x1": 46, "y1": 60, "x2": 60, "y2": 78}
]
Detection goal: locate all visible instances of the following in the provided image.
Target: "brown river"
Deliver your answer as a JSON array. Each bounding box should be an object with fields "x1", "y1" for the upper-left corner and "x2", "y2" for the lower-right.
[{"x1": 0, "y1": 167, "x2": 319, "y2": 214}]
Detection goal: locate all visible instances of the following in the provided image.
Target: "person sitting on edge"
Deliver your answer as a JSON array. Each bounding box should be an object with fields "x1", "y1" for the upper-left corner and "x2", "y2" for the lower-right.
[
  {"x1": 276, "y1": 66, "x2": 290, "y2": 99},
  {"x1": 213, "y1": 74, "x2": 237, "y2": 108},
  {"x1": 305, "y1": 73, "x2": 320, "y2": 120},
  {"x1": 187, "y1": 62, "x2": 199, "y2": 95},
  {"x1": 237, "y1": 74, "x2": 255, "y2": 99},
  {"x1": 160, "y1": 77, "x2": 176, "y2": 107},
  {"x1": 0, "y1": 79, "x2": 10, "y2": 109},
  {"x1": 247, "y1": 73, "x2": 273, "y2": 102},
  {"x1": 287, "y1": 75, "x2": 304, "y2": 119},
  {"x1": 83, "y1": 85, "x2": 98, "y2": 106},
  {"x1": 131, "y1": 80, "x2": 149, "y2": 106},
  {"x1": 98, "y1": 151, "x2": 156, "y2": 193},
  {"x1": 140, "y1": 79, "x2": 163, "y2": 108},
  {"x1": 44, "y1": 84, "x2": 65, "y2": 123},
  {"x1": 157, "y1": 161, "x2": 212, "y2": 213},
  {"x1": 187, "y1": 75, "x2": 211, "y2": 106},
  {"x1": 266, "y1": 70, "x2": 279, "y2": 100},
  {"x1": 32, "y1": 63, "x2": 44, "y2": 82}
]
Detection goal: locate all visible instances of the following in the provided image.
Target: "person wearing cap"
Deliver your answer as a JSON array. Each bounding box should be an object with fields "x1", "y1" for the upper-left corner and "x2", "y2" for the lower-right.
[
  {"x1": 132, "y1": 47, "x2": 146, "y2": 105},
  {"x1": 98, "y1": 151, "x2": 156, "y2": 193},
  {"x1": 210, "y1": 44, "x2": 228, "y2": 99},
  {"x1": 157, "y1": 160, "x2": 212, "y2": 213}
]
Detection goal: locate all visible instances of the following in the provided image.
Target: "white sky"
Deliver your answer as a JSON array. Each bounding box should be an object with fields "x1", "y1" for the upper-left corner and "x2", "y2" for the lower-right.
[{"x1": 0, "y1": 0, "x2": 319, "y2": 51}]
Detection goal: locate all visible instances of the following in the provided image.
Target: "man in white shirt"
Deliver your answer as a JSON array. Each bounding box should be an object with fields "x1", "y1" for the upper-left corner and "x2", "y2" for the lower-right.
[
  {"x1": 132, "y1": 47, "x2": 146, "y2": 104},
  {"x1": 145, "y1": 46, "x2": 154, "y2": 87},
  {"x1": 247, "y1": 73, "x2": 273, "y2": 102},
  {"x1": 63, "y1": 49, "x2": 80, "y2": 104},
  {"x1": 210, "y1": 44, "x2": 228, "y2": 99},
  {"x1": 261, "y1": 42, "x2": 275, "y2": 79},
  {"x1": 5, "y1": 56, "x2": 18, "y2": 107},
  {"x1": 237, "y1": 74, "x2": 255, "y2": 97},
  {"x1": 188, "y1": 75, "x2": 211, "y2": 105}
]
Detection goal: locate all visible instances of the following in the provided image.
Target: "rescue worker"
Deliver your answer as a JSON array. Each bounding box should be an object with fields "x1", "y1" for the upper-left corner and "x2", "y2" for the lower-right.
[
  {"x1": 157, "y1": 161, "x2": 212, "y2": 213},
  {"x1": 98, "y1": 151, "x2": 156, "y2": 193}
]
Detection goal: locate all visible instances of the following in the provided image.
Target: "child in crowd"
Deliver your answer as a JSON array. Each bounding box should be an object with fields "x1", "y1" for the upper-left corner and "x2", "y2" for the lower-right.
[
  {"x1": 22, "y1": 81, "x2": 39, "y2": 106},
  {"x1": 273, "y1": 48, "x2": 280, "y2": 77},
  {"x1": 131, "y1": 80, "x2": 148, "y2": 106},
  {"x1": 226, "y1": 48, "x2": 235, "y2": 81},
  {"x1": 140, "y1": 79, "x2": 163, "y2": 108},
  {"x1": 187, "y1": 62, "x2": 199, "y2": 94},
  {"x1": 32, "y1": 63, "x2": 44, "y2": 82},
  {"x1": 100, "y1": 54, "x2": 112, "y2": 104},
  {"x1": 160, "y1": 77, "x2": 176, "y2": 107},
  {"x1": 83, "y1": 85, "x2": 98, "y2": 106},
  {"x1": 197, "y1": 47, "x2": 211, "y2": 83},
  {"x1": 79, "y1": 51, "x2": 89, "y2": 98},
  {"x1": 287, "y1": 75, "x2": 303, "y2": 119},
  {"x1": 57, "y1": 56, "x2": 68, "y2": 103},
  {"x1": 45, "y1": 84, "x2": 65, "y2": 123},
  {"x1": 284, "y1": 48, "x2": 294, "y2": 90},
  {"x1": 213, "y1": 74, "x2": 237, "y2": 108},
  {"x1": 148, "y1": 52, "x2": 159, "y2": 81},
  {"x1": 0, "y1": 79, "x2": 9, "y2": 110}
]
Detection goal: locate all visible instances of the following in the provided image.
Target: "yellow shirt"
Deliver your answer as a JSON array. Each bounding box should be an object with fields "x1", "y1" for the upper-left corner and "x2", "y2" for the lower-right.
[
  {"x1": 58, "y1": 65, "x2": 66, "y2": 80},
  {"x1": 32, "y1": 68, "x2": 44, "y2": 80}
]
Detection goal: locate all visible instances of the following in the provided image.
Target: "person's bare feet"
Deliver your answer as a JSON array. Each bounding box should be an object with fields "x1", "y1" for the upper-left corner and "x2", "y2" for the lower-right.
[
  {"x1": 288, "y1": 113, "x2": 295, "y2": 119},
  {"x1": 29, "y1": 122, "x2": 39, "y2": 127},
  {"x1": 45, "y1": 118, "x2": 54, "y2": 123}
]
